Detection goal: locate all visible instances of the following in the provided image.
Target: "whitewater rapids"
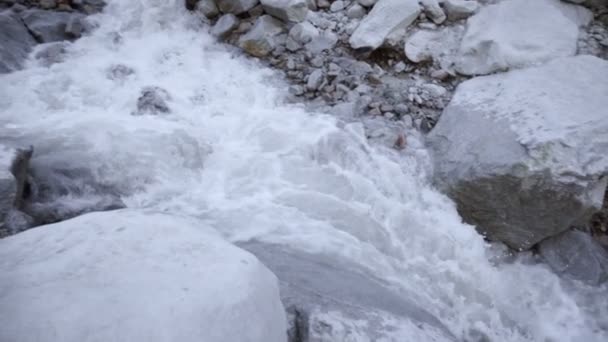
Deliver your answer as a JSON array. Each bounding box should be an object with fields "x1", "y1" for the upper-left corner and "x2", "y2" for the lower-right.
[{"x1": 0, "y1": 0, "x2": 606, "y2": 340}]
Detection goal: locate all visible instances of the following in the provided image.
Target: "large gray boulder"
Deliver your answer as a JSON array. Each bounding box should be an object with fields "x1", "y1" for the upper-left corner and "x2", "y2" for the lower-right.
[
  {"x1": 240, "y1": 241, "x2": 455, "y2": 341},
  {"x1": 20, "y1": 9, "x2": 86, "y2": 43},
  {"x1": 349, "y1": 0, "x2": 421, "y2": 51},
  {"x1": 428, "y1": 55, "x2": 608, "y2": 250},
  {"x1": 260, "y1": 0, "x2": 308, "y2": 23},
  {"x1": 539, "y1": 230, "x2": 608, "y2": 285},
  {"x1": 455, "y1": 0, "x2": 581, "y2": 75},
  {"x1": 0, "y1": 11, "x2": 37, "y2": 73}
]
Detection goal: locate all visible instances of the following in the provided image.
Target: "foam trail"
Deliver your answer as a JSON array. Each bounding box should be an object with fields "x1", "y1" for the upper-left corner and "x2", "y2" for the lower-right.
[{"x1": 0, "y1": 0, "x2": 606, "y2": 340}]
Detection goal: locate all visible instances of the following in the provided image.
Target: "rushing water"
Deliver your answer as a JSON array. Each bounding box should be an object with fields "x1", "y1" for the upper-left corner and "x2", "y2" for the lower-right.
[{"x1": 1, "y1": 0, "x2": 606, "y2": 340}]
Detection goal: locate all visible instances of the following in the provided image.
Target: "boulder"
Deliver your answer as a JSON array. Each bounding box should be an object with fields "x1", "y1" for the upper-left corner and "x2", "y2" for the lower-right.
[
  {"x1": 240, "y1": 242, "x2": 455, "y2": 342},
  {"x1": 20, "y1": 9, "x2": 86, "y2": 43},
  {"x1": 539, "y1": 230, "x2": 608, "y2": 285},
  {"x1": 455, "y1": 0, "x2": 580, "y2": 75},
  {"x1": 133, "y1": 86, "x2": 172, "y2": 115},
  {"x1": 0, "y1": 210, "x2": 287, "y2": 342},
  {"x1": 0, "y1": 11, "x2": 37, "y2": 73},
  {"x1": 211, "y1": 13, "x2": 239, "y2": 38},
  {"x1": 443, "y1": 0, "x2": 479, "y2": 21},
  {"x1": 261, "y1": 0, "x2": 308, "y2": 23},
  {"x1": 0, "y1": 145, "x2": 33, "y2": 237},
  {"x1": 216, "y1": 0, "x2": 259, "y2": 15},
  {"x1": 428, "y1": 56, "x2": 608, "y2": 250},
  {"x1": 238, "y1": 15, "x2": 285, "y2": 57},
  {"x1": 349, "y1": 0, "x2": 421, "y2": 51}
]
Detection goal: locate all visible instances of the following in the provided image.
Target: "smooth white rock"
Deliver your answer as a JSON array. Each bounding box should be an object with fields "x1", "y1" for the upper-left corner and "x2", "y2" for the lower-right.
[
  {"x1": 349, "y1": 0, "x2": 421, "y2": 50},
  {"x1": 261, "y1": 0, "x2": 308, "y2": 23},
  {"x1": 0, "y1": 210, "x2": 287, "y2": 342},
  {"x1": 456, "y1": 0, "x2": 580, "y2": 75}
]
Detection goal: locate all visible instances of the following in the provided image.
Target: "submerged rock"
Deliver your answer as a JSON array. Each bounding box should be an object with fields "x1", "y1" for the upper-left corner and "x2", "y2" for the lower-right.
[
  {"x1": 428, "y1": 55, "x2": 608, "y2": 250},
  {"x1": 455, "y1": 0, "x2": 580, "y2": 75},
  {"x1": 134, "y1": 86, "x2": 172, "y2": 115},
  {"x1": 539, "y1": 230, "x2": 608, "y2": 285},
  {"x1": 0, "y1": 11, "x2": 37, "y2": 73},
  {"x1": 0, "y1": 145, "x2": 34, "y2": 237},
  {"x1": 349, "y1": 0, "x2": 421, "y2": 51},
  {"x1": 240, "y1": 242, "x2": 455, "y2": 342},
  {"x1": 0, "y1": 210, "x2": 287, "y2": 342}
]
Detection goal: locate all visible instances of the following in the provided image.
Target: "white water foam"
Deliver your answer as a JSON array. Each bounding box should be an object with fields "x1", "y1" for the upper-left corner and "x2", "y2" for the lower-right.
[{"x1": 1, "y1": 0, "x2": 606, "y2": 340}]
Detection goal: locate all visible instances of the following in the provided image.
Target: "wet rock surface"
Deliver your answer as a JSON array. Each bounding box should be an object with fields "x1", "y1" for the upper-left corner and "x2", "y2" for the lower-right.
[{"x1": 240, "y1": 241, "x2": 456, "y2": 342}]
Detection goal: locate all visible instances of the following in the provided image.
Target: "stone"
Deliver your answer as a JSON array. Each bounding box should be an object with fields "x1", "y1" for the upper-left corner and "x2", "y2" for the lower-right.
[
  {"x1": 306, "y1": 68, "x2": 324, "y2": 90},
  {"x1": 197, "y1": 0, "x2": 220, "y2": 18},
  {"x1": 349, "y1": 0, "x2": 421, "y2": 51},
  {"x1": 329, "y1": 0, "x2": 345, "y2": 12},
  {"x1": 443, "y1": 0, "x2": 479, "y2": 21},
  {"x1": 216, "y1": 0, "x2": 259, "y2": 15},
  {"x1": 346, "y1": 3, "x2": 365, "y2": 18},
  {"x1": 539, "y1": 230, "x2": 608, "y2": 285},
  {"x1": 240, "y1": 242, "x2": 455, "y2": 342},
  {"x1": 0, "y1": 210, "x2": 287, "y2": 342},
  {"x1": 289, "y1": 21, "x2": 319, "y2": 44},
  {"x1": 211, "y1": 13, "x2": 239, "y2": 38},
  {"x1": 39, "y1": 0, "x2": 57, "y2": 9},
  {"x1": 394, "y1": 103, "x2": 409, "y2": 115},
  {"x1": 357, "y1": 0, "x2": 376, "y2": 7},
  {"x1": 420, "y1": 0, "x2": 446, "y2": 24},
  {"x1": 70, "y1": 0, "x2": 106, "y2": 14},
  {"x1": 134, "y1": 86, "x2": 172, "y2": 115},
  {"x1": 20, "y1": 9, "x2": 86, "y2": 43},
  {"x1": 0, "y1": 145, "x2": 33, "y2": 236},
  {"x1": 455, "y1": 0, "x2": 580, "y2": 75},
  {"x1": 106, "y1": 64, "x2": 135, "y2": 81},
  {"x1": 238, "y1": 15, "x2": 285, "y2": 57},
  {"x1": 0, "y1": 11, "x2": 37, "y2": 73},
  {"x1": 421, "y1": 83, "x2": 447, "y2": 97},
  {"x1": 260, "y1": 0, "x2": 308, "y2": 23},
  {"x1": 34, "y1": 41, "x2": 69, "y2": 67},
  {"x1": 305, "y1": 31, "x2": 337, "y2": 53},
  {"x1": 317, "y1": 0, "x2": 330, "y2": 8},
  {"x1": 405, "y1": 30, "x2": 438, "y2": 63},
  {"x1": 427, "y1": 56, "x2": 608, "y2": 250}
]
